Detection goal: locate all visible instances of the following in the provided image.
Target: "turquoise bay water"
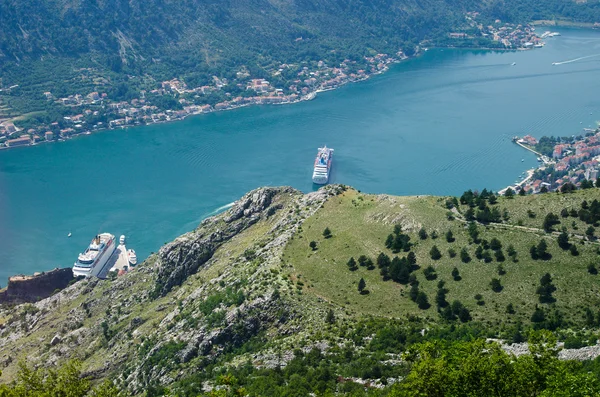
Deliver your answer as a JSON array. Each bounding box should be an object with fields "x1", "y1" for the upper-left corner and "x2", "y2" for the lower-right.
[{"x1": 1, "y1": 28, "x2": 600, "y2": 283}]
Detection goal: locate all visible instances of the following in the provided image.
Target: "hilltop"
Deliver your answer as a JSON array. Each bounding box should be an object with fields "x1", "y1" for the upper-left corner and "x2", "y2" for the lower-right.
[{"x1": 2, "y1": 185, "x2": 600, "y2": 394}]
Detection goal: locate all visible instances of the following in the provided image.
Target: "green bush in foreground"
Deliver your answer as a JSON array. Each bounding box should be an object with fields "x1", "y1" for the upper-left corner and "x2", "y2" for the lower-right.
[
  {"x1": 0, "y1": 361, "x2": 122, "y2": 396},
  {"x1": 394, "y1": 331, "x2": 599, "y2": 397}
]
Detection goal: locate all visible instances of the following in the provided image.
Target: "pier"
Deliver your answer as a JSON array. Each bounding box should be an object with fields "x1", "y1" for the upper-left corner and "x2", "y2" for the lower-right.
[
  {"x1": 512, "y1": 137, "x2": 552, "y2": 164},
  {"x1": 97, "y1": 239, "x2": 133, "y2": 279}
]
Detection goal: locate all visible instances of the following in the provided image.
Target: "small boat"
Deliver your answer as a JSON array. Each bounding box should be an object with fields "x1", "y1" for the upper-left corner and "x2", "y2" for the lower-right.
[
  {"x1": 119, "y1": 235, "x2": 126, "y2": 245},
  {"x1": 521, "y1": 159, "x2": 524, "y2": 162},
  {"x1": 67, "y1": 232, "x2": 72, "y2": 238},
  {"x1": 127, "y1": 249, "x2": 137, "y2": 266},
  {"x1": 511, "y1": 62, "x2": 516, "y2": 66}
]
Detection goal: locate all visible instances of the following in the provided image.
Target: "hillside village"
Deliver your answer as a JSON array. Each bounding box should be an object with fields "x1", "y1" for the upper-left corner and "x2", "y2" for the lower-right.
[
  {"x1": 0, "y1": 13, "x2": 549, "y2": 151},
  {"x1": 0, "y1": 52, "x2": 404, "y2": 149}
]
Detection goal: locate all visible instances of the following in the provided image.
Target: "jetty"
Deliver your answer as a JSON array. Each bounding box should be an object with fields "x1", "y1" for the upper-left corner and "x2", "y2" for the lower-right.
[
  {"x1": 512, "y1": 137, "x2": 552, "y2": 165},
  {"x1": 97, "y1": 237, "x2": 133, "y2": 278}
]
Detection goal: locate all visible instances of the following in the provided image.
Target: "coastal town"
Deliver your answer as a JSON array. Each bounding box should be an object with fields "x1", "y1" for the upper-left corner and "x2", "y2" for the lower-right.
[
  {"x1": 509, "y1": 128, "x2": 600, "y2": 194},
  {"x1": 0, "y1": 12, "x2": 555, "y2": 150},
  {"x1": 0, "y1": 52, "x2": 406, "y2": 149}
]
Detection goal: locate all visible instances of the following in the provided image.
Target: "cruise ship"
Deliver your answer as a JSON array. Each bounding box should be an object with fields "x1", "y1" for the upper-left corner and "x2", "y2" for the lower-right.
[
  {"x1": 312, "y1": 146, "x2": 334, "y2": 184},
  {"x1": 73, "y1": 233, "x2": 116, "y2": 277}
]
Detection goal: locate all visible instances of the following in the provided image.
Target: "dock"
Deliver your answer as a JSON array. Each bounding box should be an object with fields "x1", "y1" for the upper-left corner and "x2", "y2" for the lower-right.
[{"x1": 97, "y1": 242, "x2": 132, "y2": 279}]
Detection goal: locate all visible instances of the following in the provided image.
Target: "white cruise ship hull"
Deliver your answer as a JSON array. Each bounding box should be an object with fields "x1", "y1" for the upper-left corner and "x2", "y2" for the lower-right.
[
  {"x1": 312, "y1": 173, "x2": 329, "y2": 184},
  {"x1": 313, "y1": 146, "x2": 334, "y2": 184},
  {"x1": 73, "y1": 235, "x2": 116, "y2": 278}
]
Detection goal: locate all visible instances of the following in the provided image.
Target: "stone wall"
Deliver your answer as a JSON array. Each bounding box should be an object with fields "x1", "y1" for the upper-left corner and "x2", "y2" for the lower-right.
[{"x1": 0, "y1": 268, "x2": 75, "y2": 305}]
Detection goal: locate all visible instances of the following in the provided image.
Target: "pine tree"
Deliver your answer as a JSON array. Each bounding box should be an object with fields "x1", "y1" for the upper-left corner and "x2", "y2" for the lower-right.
[
  {"x1": 490, "y1": 238, "x2": 502, "y2": 251},
  {"x1": 490, "y1": 278, "x2": 503, "y2": 292},
  {"x1": 495, "y1": 249, "x2": 505, "y2": 262},
  {"x1": 393, "y1": 224, "x2": 402, "y2": 235},
  {"x1": 377, "y1": 252, "x2": 391, "y2": 269},
  {"x1": 543, "y1": 213, "x2": 560, "y2": 232},
  {"x1": 309, "y1": 241, "x2": 317, "y2": 250},
  {"x1": 409, "y1": 283, "x2": 419, "y2": 302},
  {"x1": 430, "y1": 245, "x2": 442, "y2": 260},
  {"x1": 586, "y1": 226, "x2": 595, "y2": 240},
  {"x1": 451, "y1": 267, "x2": 461, "y2": 281},
  {"x1": 537, "y1": 239, "x2": 549, "y2": 259},
  {"x1": 418, "y1": 227, "x2": 428, "y2": 240},
  {"x1": 385, "y1": 234, "x2": 394, "y2": 248},
  {"x1": 530, "y1": 245, "x2": 539, "y2": 260},
  {"x1": 531, "y1": 306, "x2": 546, "y2": 323},
  {"x1": 407, "y1": 251, "x2": 417, "y2": 266},
  {"x1": 416, "y1": 291, "x2": 430, "y2": 309},
  {"x1": 358, "y1": 255, "x2": 369, "y2": 267},
  {"x1": 460, "y1": 247, "x2": 471, "y2": 263},
  {"x1": 323, "y1": 227, "x2": 332, "y2": 239},
  {"x1": 506, "y1": 303, "x2": 515, "y2": 314},
  {"x1": 569, "y1": 244, "x2": 579, "y2": 256},
  {"x1": 436, "y1": 283, "x2": 448, "y2": 308},
  {"x1": 458, "y1": 307, "x2": 472, "y2": 322},
  {"x1": 557, "y1": 229, "x2": 570, "y2": 250},
  {"x1": 468, "y1": 222, "x2": 480, "y2": 243},
  {"x1": 347, "y1": 257, "x2": 358, "y2": 271},
  {"x1": 424, "y1": 265, "x2": 437, "y2": 281},
  {"x1": 446, "y1": 230, "x2": 455, "y2": 243},
  {"x1": 358, "y1": 278, "x2": 366, "y2": 294},
  {"x1": 537, "y1": 273, "x2": 557, "y2": 303},
  {"x1": 325, "y1": 309, "x2": 335, "y2": 324}
]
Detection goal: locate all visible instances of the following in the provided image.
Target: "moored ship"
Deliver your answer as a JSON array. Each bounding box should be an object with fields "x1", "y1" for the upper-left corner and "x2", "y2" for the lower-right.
[
  {"x1": 312, "y1": 145, "x2": 334, "y2": 184},
  {"x1": 73, "y1": 233, "x2": 116, "y2": 277},
  {"x1": 127, "y1": 249, "x2": 138, "y2": 266}
]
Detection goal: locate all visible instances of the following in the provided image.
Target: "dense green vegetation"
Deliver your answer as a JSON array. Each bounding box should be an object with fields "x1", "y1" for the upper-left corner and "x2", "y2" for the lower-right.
[
  {"x1": 0, "y1": 361, "x2": 120, "y2": 396},
  {"x1": 1, "y1": 0, "x2": 600, "y2": 123}
]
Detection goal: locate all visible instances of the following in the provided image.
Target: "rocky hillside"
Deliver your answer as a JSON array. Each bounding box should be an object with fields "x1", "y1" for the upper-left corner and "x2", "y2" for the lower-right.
[
  {"x1": 2, "y1": 185, "x2": 600, "y2": 395},
  {"x1": 0, "y1": 186, "x2": 342, "y2": 392}
]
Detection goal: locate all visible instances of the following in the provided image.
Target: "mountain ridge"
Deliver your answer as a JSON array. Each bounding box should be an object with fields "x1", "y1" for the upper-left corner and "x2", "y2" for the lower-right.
[{"x1": 2, "y1": 184, "x2": 600, "y2": 394}]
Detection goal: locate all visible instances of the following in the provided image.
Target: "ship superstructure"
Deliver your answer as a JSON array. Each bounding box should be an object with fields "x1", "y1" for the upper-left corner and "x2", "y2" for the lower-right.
[
  {"x1": 312, "y1": 146, "x2": 334, "y2": 184},
  {"x1": 73, "y1": 233, "x2": 116, "y2": 277}
]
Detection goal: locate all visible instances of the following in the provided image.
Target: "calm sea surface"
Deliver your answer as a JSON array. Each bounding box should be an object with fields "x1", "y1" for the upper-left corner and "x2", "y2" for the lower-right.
[{"x1": 1, "y1": 28, "x2": 600, "y2": 283}]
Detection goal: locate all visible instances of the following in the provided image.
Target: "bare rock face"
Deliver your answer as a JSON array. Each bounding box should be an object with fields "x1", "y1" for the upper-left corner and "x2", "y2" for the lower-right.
[
  {"x1": 50, "y1": 334, "x2": 61, "y2": 346},
  {"x1": 154, "y1": 187, "x2": 298, "y2": 296}
]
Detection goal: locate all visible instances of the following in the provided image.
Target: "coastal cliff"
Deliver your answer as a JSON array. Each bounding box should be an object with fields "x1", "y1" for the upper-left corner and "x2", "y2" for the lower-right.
[{"x1": 0, "y1": 268, "x2": 74, "y2": 305}]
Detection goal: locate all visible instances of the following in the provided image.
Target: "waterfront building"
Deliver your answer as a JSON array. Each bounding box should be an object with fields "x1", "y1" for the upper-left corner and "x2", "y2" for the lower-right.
[{"x1": 6, "y1": 136, "x2": 31, "y2": 147}]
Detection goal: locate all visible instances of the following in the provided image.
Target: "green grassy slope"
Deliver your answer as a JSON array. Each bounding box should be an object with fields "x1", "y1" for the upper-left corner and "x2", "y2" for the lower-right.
[{"x1": 285, "y1": 188, "x2": 600, "y2": 327}]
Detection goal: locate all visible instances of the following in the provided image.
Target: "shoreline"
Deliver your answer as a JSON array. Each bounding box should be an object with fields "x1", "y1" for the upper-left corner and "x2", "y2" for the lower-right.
[
  {"x1": 532, "y1": 20, "x2": 600, "y2": 29},
  {"x1": 4, "y1": 24, "x2": 600, "y2": 152},
  {"x1": 0, "y1": 63, "x2": 395, "y2": 151}
]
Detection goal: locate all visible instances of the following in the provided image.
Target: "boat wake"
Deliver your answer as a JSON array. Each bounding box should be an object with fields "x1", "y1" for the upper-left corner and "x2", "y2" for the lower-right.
[
  {"x1": 552, "y1": 54, "x2": 600, "y2": 65},
  {"x1": 208, "y1": 202, "x2": 235, "y2": 217}
]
